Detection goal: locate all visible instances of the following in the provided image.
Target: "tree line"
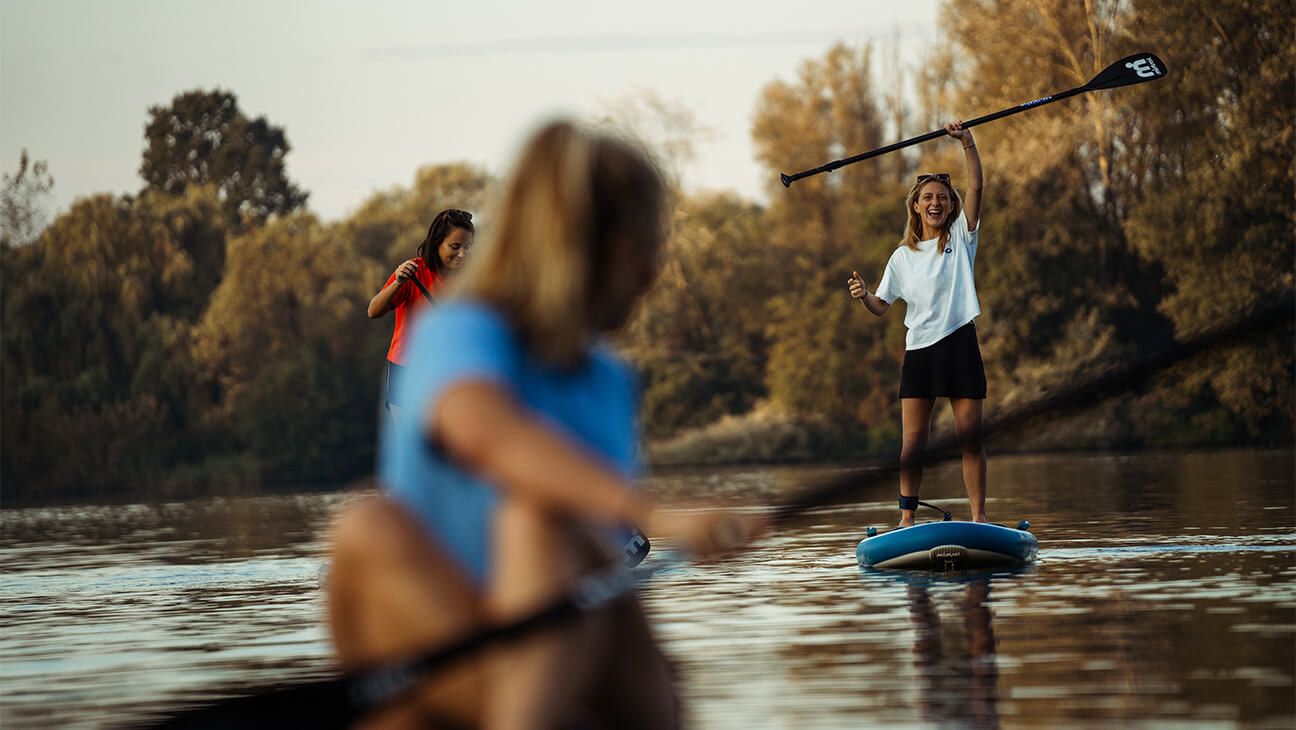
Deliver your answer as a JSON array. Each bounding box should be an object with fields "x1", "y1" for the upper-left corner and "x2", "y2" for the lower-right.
[{"x1": 3, "y1": 0, "x2": 1291, "y2": 504}]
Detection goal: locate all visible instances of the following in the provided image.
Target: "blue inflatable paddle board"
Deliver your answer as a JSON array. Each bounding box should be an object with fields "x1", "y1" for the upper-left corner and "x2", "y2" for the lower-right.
[{"x1": 857, "y1": 520, "x2": 1038, "y2": 570}]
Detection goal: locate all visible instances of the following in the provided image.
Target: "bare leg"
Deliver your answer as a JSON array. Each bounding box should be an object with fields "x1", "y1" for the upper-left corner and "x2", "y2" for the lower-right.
[
  {"x1": 329, "y1": 495, "x2": 675, "y2": 729},
  {"x1": 326, "y1": 496, "x2": 483, "y2": 729},
  {"x1": 950, "y1": 398, "x2": 987, "y2": 522},
  {"x1": 899, "y1": 398, "x2": 936, "y2": 527}
]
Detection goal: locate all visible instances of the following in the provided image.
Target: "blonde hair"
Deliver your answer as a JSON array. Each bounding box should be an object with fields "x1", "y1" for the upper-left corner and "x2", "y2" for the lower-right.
[
  {"x1": 902, "y1": 178, "x2": 963, "y2": 253},
  {"x1": 452, "y1": 120, "x2": 666, "y2": 368}
]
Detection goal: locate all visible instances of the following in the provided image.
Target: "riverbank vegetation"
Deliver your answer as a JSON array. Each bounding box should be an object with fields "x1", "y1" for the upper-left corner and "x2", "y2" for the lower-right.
[{"x1": 3, "y1": 0, "x2": 1291, "y2": 503}]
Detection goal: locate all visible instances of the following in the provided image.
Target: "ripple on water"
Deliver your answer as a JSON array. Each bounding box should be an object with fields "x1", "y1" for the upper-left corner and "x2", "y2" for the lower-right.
[{"x1": 2, "y1": 454, "x2": 1295, "y2": 728}]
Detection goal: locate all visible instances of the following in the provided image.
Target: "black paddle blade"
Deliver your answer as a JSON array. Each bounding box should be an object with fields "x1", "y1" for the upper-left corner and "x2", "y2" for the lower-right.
[
  {"x1": 623, "y1": 527, "x2": 651, "y2": 568},
  {"x1": 1085, "y1": 52, "x2": 1168, "y2": 90}
]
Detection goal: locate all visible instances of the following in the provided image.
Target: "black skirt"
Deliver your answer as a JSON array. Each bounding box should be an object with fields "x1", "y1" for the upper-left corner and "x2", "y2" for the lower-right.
[{"x1": 899, "y1": 321, "x2": 987, "y2": 399}]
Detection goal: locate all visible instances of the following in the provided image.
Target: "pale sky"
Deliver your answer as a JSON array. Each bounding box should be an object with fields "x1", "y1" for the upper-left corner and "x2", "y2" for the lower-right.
[{"x1": 1, "y1": 0, "x2": 942, "y2": 223}]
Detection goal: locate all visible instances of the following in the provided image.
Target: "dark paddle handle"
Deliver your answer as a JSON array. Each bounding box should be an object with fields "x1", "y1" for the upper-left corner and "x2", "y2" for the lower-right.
[
  {"x1": 780, "y1": 52, "x2": 1167, "y2": 186},
  {"x1": 408, "y1": 271, "x2": 434, "y2": 304},
  {"x1": 780, "y1": 86, "x2": 1086, "y2": 187}
]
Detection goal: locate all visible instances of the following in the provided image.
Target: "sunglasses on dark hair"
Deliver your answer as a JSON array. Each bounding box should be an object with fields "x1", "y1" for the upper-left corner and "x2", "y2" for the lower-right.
[
  {"x1": 440, "y1": 209, "x2": 473, "y2": 223},
  {"x1": 915, "y1": 173, "x2": 951, "y2": 185}
]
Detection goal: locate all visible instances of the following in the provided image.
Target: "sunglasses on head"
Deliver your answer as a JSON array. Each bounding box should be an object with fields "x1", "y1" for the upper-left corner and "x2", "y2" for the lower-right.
[
  {"x1": 915, "y1": 173, "x2": 951, "y2": 185},
  {"x1": 440, "y1": 209, "x2": 473, "y2": 224}
]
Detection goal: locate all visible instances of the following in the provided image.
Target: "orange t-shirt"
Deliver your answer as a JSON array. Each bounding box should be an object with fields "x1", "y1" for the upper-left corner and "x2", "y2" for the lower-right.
[{"x1": 382, "y1": 262, "x2": 441, "y2": 365}]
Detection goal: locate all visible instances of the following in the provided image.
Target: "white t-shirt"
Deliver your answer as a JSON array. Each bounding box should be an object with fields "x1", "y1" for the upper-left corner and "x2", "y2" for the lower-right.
[{"x1": 874, "y1": 214, "x2": 981, "y2": 350}]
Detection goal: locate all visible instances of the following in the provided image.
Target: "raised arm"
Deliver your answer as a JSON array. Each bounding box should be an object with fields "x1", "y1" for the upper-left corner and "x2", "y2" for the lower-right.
[{"x1": 946, "y1": 121, "x2": 983, "y2": 232}]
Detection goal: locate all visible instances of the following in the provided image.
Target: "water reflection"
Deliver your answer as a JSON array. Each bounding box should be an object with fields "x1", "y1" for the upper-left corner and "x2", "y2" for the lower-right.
[
  {"x1": 1, "y1": 451, "x2": 1292, "y2": 728},
  {"x1": 900, "y1": 573, "x2": 1002, "y2": 729}
]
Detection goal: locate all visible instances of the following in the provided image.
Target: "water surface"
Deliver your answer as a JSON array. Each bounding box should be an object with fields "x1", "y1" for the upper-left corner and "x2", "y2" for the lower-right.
[{"x1": 2, "y1": 450, "x2": 1293, "y2": 728}]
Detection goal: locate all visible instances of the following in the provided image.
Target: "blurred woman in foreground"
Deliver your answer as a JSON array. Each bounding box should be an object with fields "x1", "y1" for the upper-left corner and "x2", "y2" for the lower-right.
[{"x1": 327, "y1": 120, "x2": 764, "y2": 729}]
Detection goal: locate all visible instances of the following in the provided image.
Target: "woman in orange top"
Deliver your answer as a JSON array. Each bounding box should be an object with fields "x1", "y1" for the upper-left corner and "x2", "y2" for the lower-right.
[{"x1": 368, "y1": 209, "x2": 474, "y2": 424}]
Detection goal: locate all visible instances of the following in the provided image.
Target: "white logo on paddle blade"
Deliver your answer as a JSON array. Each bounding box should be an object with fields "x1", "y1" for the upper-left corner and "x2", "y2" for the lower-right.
[{"x1": 1126, "y1": 57, "x2": 1162, "y2": 78}]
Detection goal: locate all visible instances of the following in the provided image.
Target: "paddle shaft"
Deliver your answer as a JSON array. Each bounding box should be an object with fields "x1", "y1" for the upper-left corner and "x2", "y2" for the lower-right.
[
  {"x1": 780, "y1": 51, "x2": 1168, "y2": 186},
  {"x1": 780, "y1": 86, "x2": 1086, "y2": 186},
  {"x1": 150, "y1": 533, "x2": 653, "y2": 729},
  {"x1": 409, "y1": 274, "x2": 434, "y2": 304},
  {"x1": 146, "y1": 557, "x2": 670, "y2": 730}
]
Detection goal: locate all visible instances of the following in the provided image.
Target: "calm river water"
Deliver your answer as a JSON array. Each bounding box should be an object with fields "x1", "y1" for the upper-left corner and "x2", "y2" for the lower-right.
[{"x1": 2, "y1": 450, "x2": 1293, "y2": 729}]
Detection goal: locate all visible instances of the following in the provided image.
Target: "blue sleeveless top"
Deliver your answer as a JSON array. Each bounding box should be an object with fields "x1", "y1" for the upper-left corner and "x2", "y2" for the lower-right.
[{"x1": 379, "y1": 299, "x2": 641, "y2": 587}]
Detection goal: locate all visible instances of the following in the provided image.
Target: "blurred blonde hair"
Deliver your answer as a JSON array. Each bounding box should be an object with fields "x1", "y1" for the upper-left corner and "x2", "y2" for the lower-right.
[
  {"x1": 452, "y1": 120, "x2": 666, "y2": 368},
  {"x1": 902, "y1": 177, "x2": 962, "y2": 253}
]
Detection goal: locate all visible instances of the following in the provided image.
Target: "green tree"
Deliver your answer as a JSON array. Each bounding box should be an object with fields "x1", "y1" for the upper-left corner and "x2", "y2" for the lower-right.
[{"x1": 140, "y1": 89, "x2": 308, "y2": 227}]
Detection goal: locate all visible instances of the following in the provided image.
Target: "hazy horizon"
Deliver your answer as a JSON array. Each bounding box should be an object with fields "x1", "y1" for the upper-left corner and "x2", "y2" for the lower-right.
[{"x1": 1, "y1": 0, "x2": 943, "y2": 224}]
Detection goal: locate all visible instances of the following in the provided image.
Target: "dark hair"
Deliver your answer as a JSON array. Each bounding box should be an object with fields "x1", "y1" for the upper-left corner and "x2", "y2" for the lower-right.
[{"x1": 416, "y1": 209, "x2": 474, "y2": 274}]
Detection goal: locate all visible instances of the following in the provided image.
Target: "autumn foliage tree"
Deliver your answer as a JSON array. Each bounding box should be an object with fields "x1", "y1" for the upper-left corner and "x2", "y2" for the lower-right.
[
  {"x1": 751, "y1": 43, "x2": 906, "y2": 429},
  {"x1": 0, "y1": 187, "x2": 231, "y2": 498},
  {"x1": 193, "y1": 212, "x2": 386, "y2": 484},
  {"x1": 1120, "y1": 0, "x2": 1295, "y2": 438},
  {"x1": 924, "y1": 0, "x2": 1293, "y2": 443},
  {"x1": 140, "y1": 89, "x2": 307, "y2": 227}
]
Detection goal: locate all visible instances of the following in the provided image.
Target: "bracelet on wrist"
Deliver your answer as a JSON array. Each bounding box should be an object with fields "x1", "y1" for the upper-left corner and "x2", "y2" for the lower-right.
[{"x1": 963, "y1": 143, "x2": 976, "y2": 151}]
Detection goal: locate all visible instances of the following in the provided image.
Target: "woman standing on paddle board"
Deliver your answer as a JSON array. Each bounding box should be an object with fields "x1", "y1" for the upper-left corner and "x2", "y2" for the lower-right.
[
  {"x1": 849, "y1": 120, "x2": 987, "y2": 528},
  {"x1": 328, "y1": 120, "x2": 764, "y2": 729},
  {"x1": 367, "y1": 208, "x2": 475, "y2": 425}
]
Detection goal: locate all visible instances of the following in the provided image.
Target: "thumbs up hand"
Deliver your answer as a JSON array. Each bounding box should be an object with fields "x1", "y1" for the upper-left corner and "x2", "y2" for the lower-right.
[{"x1": 847, "y1": 271, "x2": 867, "y2": 300}]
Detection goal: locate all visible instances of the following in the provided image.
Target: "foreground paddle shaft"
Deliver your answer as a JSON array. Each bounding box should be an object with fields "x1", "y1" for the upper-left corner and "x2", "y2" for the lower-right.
[
  {"x1": 145, "y1": 557, "x2": 672, "y2": 730},
  {"x1": 780, "y1": 52, "x2": 1168, "y2": 187}
]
